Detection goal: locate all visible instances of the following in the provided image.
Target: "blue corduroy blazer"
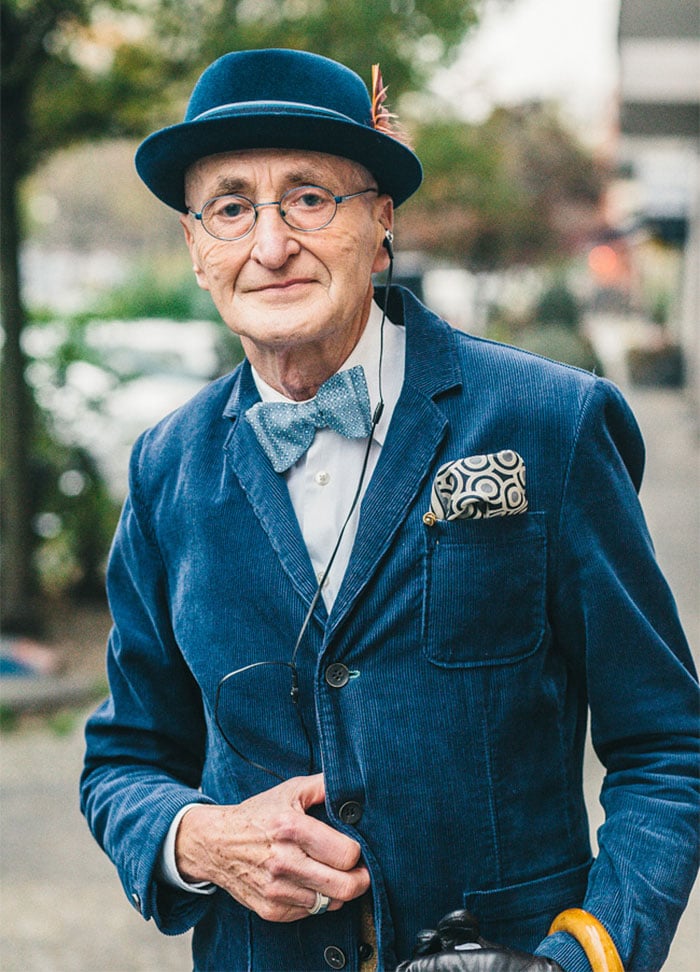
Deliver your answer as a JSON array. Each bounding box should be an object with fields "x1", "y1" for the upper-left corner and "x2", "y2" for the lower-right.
[{"x1": 81, "y1": 287, "x2": 699, "y2": 972}]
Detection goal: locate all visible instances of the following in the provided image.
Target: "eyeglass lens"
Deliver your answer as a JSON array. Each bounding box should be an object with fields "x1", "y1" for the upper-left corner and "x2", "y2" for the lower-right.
[
  {"x1": 215, "y1": 661, "x2": 314, "y2": 780},
  {"x1": 202, "y1": 185, "x2": 338, "y2": 240}
]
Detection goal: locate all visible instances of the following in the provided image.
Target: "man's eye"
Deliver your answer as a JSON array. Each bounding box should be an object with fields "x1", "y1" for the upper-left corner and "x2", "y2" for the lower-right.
[
  {"x1": 207, "y1": 197, "x2": 249, "y2": 220},
  {"x1": 220, "y1": 201, "x2": 246, "y2": 218},
  {"x1": 295, "y1": 192, "x2": 325, "y2": 208}
]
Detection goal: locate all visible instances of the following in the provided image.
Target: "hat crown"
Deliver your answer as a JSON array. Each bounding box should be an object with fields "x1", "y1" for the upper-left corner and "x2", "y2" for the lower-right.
[
  {"x1": 135, "y1": 48, "x2": 422, "y2": 211},
  {"x1": 186, "y1": 49, "x2": 372, "y2": 128}
]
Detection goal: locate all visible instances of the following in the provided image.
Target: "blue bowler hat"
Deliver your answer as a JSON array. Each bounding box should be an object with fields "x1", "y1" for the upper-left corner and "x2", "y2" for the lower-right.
[{"x1": 135, "y1": 48, "x2": 423, "y2": 212}]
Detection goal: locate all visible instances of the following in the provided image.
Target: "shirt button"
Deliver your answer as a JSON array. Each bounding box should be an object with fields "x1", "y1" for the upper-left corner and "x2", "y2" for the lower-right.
[
  {"x1": 338, "y1": 800, "x2": 363, "y2": 825},
  {"x1": 324, "y1": 945, "x2": 347, "y2": 969},
  {"x1": 315, "y1": 470, "x2": 331, "y2": 486},
  {"x1": 325, "y1": 663, "x2": 350, "y2": 688},
  {"x1": 358, "y1": 942, "x2": 374, "y2": 962}
]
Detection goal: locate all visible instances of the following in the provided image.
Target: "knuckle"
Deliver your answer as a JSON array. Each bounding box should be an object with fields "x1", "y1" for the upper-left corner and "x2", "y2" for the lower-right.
[
  {"x1": 257, "y1": 900, "x2": 281, "y2": 922},
  {"x1": 266, "y1": 850, "x2": 291, "y2": 880},
  {"x1": 269, "y1": 812, "x2": 301, "y2": 845},
  {"x1": 335, "y1": 872, "x2": 362, "y2": 901},
  {"x1": 336, "y1": 839, "x2": 361, "y2": 870}
]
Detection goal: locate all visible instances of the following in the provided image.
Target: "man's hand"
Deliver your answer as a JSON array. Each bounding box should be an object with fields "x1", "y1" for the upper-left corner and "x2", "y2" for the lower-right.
[
  {"x1": 397, "y1": 910, "x2": 564, "y2": 972},
  {"x1": 175, "y1": 773, "x2": 370, "y2": 922}
]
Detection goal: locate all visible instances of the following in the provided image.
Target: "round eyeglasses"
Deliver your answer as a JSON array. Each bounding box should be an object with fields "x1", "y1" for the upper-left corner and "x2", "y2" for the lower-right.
[{"x1": 189, "y1": 185, "x2": 377, "y2": 241}]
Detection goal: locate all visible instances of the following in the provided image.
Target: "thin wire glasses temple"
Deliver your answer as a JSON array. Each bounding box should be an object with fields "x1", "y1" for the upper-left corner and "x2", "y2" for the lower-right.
[
  {"x1": 214, "y1": 660, "x2": 313, "y2": 781},
  {"x1": 189, "y1": 185, "x2": 378, "y2": 241}
]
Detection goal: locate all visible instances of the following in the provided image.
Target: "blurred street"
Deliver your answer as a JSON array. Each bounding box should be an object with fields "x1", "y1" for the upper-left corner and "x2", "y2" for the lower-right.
[{"x1": 1, "y1": 315, "x2": 698, "y2": 971}]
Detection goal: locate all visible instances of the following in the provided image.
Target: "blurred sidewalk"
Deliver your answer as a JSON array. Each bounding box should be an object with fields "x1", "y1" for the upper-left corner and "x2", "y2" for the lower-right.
[
  {"x1": 583, "y1": 312, "x2": 699, "y2": 972},
  {"x1": 0, "y1": 312, "x2": 698, "y2": 970},
  {"x1": 585, "y1": 312, "x2": 699, "y2": 647}
]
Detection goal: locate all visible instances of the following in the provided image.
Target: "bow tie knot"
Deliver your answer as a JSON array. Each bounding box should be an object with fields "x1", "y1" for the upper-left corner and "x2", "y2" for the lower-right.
[{"x1": 246, "y1": 365, "x2": 373, "y2": 472}]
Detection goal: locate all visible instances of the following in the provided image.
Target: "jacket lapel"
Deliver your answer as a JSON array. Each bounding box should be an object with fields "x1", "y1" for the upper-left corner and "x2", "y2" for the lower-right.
[
  {"x1": 220, "y1": 290, "x2": 462, "y2": 631},
  {"x1": 328, "y1": 290, "x2": 462, "y2": 629},
  {"x1": 222, "y1": 363, "x2": 325, "y2": 618}
]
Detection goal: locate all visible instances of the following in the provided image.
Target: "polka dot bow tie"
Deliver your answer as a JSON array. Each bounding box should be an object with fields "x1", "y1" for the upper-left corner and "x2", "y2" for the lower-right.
[{"x1": 246, "y1": 365, "x2": 373, "y2": 472}]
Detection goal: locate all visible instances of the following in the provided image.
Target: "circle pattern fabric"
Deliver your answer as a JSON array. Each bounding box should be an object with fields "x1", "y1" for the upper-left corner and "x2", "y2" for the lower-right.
[{"x1": 429, "y1": 450, "x2": 528, "y2": 520}]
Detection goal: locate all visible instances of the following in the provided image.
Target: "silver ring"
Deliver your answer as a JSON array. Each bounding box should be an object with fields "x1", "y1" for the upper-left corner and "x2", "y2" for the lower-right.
[{"x1": 307, "y1": 891, "x2": 331, "y2": 915}]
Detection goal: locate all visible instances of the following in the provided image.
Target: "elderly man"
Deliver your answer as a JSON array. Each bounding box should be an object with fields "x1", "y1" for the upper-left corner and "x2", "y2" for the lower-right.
[{"x1": 81, "y1": 49, "x2": 698, "y2": 972}]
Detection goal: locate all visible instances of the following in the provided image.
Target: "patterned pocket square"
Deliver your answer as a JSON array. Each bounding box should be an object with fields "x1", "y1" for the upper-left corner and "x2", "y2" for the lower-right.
[{"x1": 427, "y1": 450, "x2": 528, "y2": 521}]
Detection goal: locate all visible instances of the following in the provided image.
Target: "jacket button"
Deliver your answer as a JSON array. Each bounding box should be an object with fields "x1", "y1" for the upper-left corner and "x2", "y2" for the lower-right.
[
  {"x1": 358, "y1": 942, "x2": 374, "y2": 961},
  {"x1": 325, "y1": 663, "x2": 350, "y2": 688},
  {"x1": 338, "y1": 800, "x2": 363, "y2": 825},
  {"x1": 324, "y1": 945, "x2": 347, "y2": 969},
  {"x1": 130, "y1": 892, "x2": 141, "y2": 911}
]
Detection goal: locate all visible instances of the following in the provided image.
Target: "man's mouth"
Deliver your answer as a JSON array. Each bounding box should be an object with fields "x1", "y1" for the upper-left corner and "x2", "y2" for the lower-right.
[{"x1": 251, "y1": 278, "x2": 316, "y2": 293}]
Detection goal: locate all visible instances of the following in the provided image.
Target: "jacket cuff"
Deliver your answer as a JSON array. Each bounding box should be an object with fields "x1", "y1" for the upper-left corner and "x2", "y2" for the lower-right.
[
  {"x1": 122, "y1": 790, "x2": 217, "y2": 934},
  {"x1": 535, "y1": 932, "x2": 593, "y2": 972}
]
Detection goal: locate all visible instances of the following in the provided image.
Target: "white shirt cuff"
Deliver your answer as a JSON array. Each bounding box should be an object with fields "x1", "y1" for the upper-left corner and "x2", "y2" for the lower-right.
[{"x1": 157, "y1": 803, "x2": 216, "y2": 895}]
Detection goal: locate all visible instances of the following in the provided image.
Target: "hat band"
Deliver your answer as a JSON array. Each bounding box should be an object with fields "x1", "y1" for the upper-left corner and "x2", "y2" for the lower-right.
[{"x1": 194, "y1": 100, "x2": 367, "y2": 127}]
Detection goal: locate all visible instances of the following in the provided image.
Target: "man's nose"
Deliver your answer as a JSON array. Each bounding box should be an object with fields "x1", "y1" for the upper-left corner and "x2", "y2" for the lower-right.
[{"x1": 250, "y1": 206, "x2": 300, "y2": 268}]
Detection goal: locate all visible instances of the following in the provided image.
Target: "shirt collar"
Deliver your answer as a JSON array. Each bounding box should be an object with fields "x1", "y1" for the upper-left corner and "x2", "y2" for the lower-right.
[{"x1": 251, "y1": 297, "x2": 405, "y2": 448}]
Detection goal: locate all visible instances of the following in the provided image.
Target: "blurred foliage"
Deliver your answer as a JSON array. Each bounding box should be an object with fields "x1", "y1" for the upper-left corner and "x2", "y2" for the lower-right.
[
  {"x1": 4, "y1": 0, "x2": 481, "y2": 179},
  {"x1": 535, "y1": 280, "x2": 582, "y2": 329},
  {"x1": 508, "y1": 326, "x2": 603, "y2": 374},
  {"x1": 486, "y1": 281, "x2": 604, "y2": 374},
  {"x1": 32, "y1": 418, "x2": 121, "y2": 599},
  {"x1": 86, "y1": 265, "x2": 245, "y2": 375},
  {"x1": 23, "y1": 275, "x2": 244, "y2": 596},
  {"x1": 97, "y1": 266, "x2": 218, "y2": 322},
  {"x1": 398, "y1": 103, "x2": 607, "y2": 270}
]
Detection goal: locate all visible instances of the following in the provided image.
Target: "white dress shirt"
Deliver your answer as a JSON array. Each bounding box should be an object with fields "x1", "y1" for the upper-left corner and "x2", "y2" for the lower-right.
[
  {"x1": 252, "y1": 300, "x2": 405, "y2": 610},
  {"x1": 158, "y1": 299, "x2": 405, "y2": 892}
]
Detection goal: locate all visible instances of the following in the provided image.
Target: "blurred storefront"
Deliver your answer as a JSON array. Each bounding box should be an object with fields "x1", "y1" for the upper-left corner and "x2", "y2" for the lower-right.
[{"x1": 614, "y1": 0, "x2": 700, "y2": 420}]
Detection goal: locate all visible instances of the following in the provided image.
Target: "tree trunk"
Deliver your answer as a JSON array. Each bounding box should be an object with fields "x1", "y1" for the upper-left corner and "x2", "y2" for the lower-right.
[{"x1": 1, "y1": 79, "x2": 39, "y2": 633}]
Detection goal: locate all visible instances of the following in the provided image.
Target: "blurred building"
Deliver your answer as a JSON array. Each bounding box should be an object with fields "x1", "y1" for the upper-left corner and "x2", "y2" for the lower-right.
[{"x1": 616, "y1": 0, "x2": 700, "y2": 419}]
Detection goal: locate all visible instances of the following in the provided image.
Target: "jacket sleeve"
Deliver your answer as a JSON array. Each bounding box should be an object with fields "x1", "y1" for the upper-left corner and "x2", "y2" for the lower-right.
[
  {"x1": 80, "y1": 433, "x2": 217, "y2": 935},
  {"x1": 534, "y1": 379, "x2": 699, "y2": 972}
]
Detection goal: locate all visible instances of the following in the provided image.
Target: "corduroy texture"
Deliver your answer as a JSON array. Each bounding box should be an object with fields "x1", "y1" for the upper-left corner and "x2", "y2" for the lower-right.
[{"x1": 82, "y1": 287, "x2": 698, "y2": 972}]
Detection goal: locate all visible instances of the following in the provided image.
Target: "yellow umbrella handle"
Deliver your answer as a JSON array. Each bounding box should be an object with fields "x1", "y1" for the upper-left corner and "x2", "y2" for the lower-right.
[{"x1": 548, "y1": 908, "x2": 624, "y2": 972}]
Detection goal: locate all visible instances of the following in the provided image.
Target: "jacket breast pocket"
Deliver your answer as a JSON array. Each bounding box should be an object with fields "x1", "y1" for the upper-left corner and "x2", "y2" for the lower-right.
[{"x1": 421, "y1": 512, "x2": 547, "y2": 667}]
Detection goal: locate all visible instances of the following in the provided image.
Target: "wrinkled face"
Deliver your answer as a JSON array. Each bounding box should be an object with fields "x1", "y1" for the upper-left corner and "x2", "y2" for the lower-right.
[{"x1": 180, "y1": 148, "x2": 393, "y2": 368}]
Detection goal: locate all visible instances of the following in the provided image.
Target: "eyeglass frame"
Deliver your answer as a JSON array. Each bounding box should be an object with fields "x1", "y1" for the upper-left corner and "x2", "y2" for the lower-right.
[
  {"x1": 214, "y1": 659, "x2": 314, "y2": 781},
  {"x1": 188, "y1": 184, "x2": 378, "y2": 241}
]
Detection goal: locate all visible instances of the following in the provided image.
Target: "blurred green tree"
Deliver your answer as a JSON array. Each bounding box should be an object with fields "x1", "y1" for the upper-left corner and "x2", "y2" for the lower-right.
[
  {"x1": 1, "y1": 0, "x2": 480, "y2": 630},
  {"x1": 398, "y1": 103, "x2": 606, "y2": 270}
]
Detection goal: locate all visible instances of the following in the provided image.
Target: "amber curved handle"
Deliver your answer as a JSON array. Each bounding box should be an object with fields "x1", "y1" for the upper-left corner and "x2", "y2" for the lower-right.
[{"x1": 548, "y1": 908, "x2": 624, "y2": 972}]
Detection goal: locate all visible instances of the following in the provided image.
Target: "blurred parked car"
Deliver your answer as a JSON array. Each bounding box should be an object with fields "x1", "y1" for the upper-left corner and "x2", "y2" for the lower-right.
[{"x1": 24, "y1": 317, "x2": 239, "y2": 500}]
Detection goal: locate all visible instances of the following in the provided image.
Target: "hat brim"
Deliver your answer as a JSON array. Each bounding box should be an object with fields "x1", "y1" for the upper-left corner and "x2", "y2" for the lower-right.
[{"x1": 135, "y1": 102, "x2": 423, "y2": 212}]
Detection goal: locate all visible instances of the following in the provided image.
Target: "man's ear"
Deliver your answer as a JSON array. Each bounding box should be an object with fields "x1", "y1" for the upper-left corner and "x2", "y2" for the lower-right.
[
  {"x1": 371, "y1": 195, "x2": 394, "y2": 275},
  {"x1": 179, "y1": 214, "x2": 210, "y2": 291}
]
